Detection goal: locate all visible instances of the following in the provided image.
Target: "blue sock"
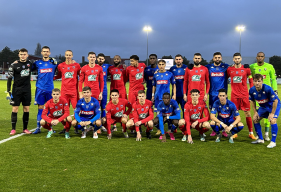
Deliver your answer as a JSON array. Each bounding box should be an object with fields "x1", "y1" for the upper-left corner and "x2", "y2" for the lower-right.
[
  {"x1": 271, "y1": 124, "x2": 278, "y2": 142},
  {"x1": 254, "y1": 123, "x2": 263, "y2": 140},
  {"x1": 211, "y1": 124, "x2": 220, "y2": 135},
  {"x1": 94, "y1": 125, "x2": 102, "y2": 132},
  {"x1": 102, "y1": 109, "x2": 106, "y2": 118},
  {"x1": 37, "y1": 109, "x2": 43, "y2": 128},
  {"x1": 231, "y1": 126, "x2": 244, "y2": 135}
]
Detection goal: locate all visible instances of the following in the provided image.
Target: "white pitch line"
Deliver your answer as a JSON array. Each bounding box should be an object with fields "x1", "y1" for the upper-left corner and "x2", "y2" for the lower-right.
[{"x1": 0, "y1": 128, "x2": 37, "y2": 145}]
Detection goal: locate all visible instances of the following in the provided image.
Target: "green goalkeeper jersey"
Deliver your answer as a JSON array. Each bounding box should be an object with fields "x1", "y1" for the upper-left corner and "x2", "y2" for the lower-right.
[{"x1": 250, "y1": 62, "x2": 277, "y2": 90}]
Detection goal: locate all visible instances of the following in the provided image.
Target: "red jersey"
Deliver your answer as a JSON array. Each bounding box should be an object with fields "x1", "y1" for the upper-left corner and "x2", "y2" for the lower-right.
[
  {"x1": 79, "y1": 64, "x2": 104, "y2": 93},
  {"x1": 125, "y1": 63, "x2": 146, "y2": 92},
  {"x1": 42, "y1": 97, "x2": 70, "y2": 123},
  {"x1": 132, "y1": 99, "x2": 154, "y2": 124},
  {"x1": 183, "y1": 65, "x2": 210, "y2": 96},
  {"x1": 54, "y1": 62, "x2": 81, "y2": 93},
  {"x1": 227, "y1": 65, "x2": 252, "y2": 99},
  {"x1": 108, "y1": 65, "x2": 126, "y2": 90},
  {"x1": 105, "y1": 98, "x2": 132, "y2": 121},
  {"x1": 184, "y1": 100, "x2": 210, "y2": 135}
]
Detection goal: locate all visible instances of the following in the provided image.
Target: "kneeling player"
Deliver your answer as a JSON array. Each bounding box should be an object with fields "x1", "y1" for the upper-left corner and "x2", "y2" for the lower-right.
[
  {"x1": 180, "y1": 89, "x2": 210, "y2": 143},
  {"x1": 71, "y1": 86, "x2": 102, "y2": 139},
  {"x1": 103, "y1": 89, "x2": 132, "y2": 139},
  {"x1": 250, "y1": 74, "x2": 281, "y2": 148},
  {"x1": 40, "y1": 88, "x2": 72, "y2": 138},
  {"x1": 210, "y1": 89, "x2": 244, "y2": 143},
  {"x1": 153, "y1": 93, "x2": 182, "y2": 142},
  {"x1": 126, "y1": 90, "x2": 154, "y2": 141}
]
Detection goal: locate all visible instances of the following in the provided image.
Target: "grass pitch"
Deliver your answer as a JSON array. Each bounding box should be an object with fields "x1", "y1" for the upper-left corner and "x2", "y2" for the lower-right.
[{"x1": 0, "y1": 80, "x2": 281, "y2": 192}]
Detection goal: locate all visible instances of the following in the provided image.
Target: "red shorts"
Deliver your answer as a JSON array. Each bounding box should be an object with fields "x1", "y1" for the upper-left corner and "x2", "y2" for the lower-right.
[
  {"x1": 129, "y1": 91, "x2": 139, "y2": 105},
  {"x1": 61, "y1": 91, "x2": 78, "y2": 108},
  {"x1": 231, "y1": 97, "x2": 250, "y2": 111}
]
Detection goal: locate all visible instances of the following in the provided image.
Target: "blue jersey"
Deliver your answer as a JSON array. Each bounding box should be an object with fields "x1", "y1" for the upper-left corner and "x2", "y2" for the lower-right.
[
  {"x1": 249, "y1": 84, "x2": 280, "y2": 110},
  {"x1": 74, "y1": 97, "x2": 101, "y2": 122},
  {"x1": 144, "y1": 65, "x2": 159, "y2": 89},
  {"x1": 169, "y1": 64, "x2": 187, "y2": 97},
  {"x1": 205, "y1": 63, "x2": 229, "y2": 96},
  {"x1": 211, "y1": 99, "x2": 240, "y2": 122},
  {"x1": 32, "y1": 60, "x2": 57, "y2": 92},
  {"x1": 157, "y1": 99, "x2": 181, "y2": 117},
  {"x1": 100, "y1": 63, "x2": 111, "y2": 93},
  {"x1": 152, "y1": 71, "x2": 176, "y2": 101}
]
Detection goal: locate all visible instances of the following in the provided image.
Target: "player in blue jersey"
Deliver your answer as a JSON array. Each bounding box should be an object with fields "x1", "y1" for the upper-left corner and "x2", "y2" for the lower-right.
[
  {"x1": 205, "y1": 52, "x2": 230, "y2": 138},
  {"x1": 153, "y1": 93, "x2": 181, "y2": 142},
  {"x1": 250, "y1": 74, "x2": 281, "y2": 148},
  {"x1": 169, "y1": 54, "x2": 187, "y2": 113},
  {"x1": 144, "y1": 54, "x2": 158, "y2": 100},
  {"x1": 210, "y1": 88, "x2": 244, "y2": 143},
  {"x1": 71, "y1": 86, "x2": 102, "y2": 139}
]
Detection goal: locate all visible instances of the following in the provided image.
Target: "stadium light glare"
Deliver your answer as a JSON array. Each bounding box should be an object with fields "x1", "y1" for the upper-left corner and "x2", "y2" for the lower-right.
[
  {"x1": 143, "y1": 26, "x2": 152, "y2": 66},
  {"x1": 236, "y1": 25, "x2": 245, "y2": 53}
]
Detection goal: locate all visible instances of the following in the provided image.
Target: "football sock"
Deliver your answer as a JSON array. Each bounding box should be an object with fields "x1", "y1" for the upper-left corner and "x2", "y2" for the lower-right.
[
  {"x1": 179, "y1": 125, "x2": 186, "y2": 134},
  {"x1": 264, "y1": 119, "x2": 270, "y2": 132},
  {"x1": 64, "y1": 121, "x2": 71, "y2": 132},
  {"x1": 122, "y1": 123, "x2": 127, "y2": 132},
  {"x1": 42, "y1": 124, "x2": 52, "y2": 131},
  {"x1": 102, "y1": 109, "x2": 106, "y2": 118},
  {"x1": 199, "y1": 127, "x2": 209, "y2": 135},
  {"x1": 230, "y1": 126, "x2": 244, "y2": 135},
  {"x1": 23, "y1": 112, "x2": 29, "y2": 130},
  {"x1": 265, "y1": 132, "x2": 269, "y2": 136},
  {"x1": 271, "y1": 124, "x2": 278, "y2": 143},
  {"x1": 246, "y1": 117, "x2": 253, "y2": 133},
  {"x1": 254, "y1": 123, "x2": 263, "y2": 140},
  {"x1": 211, "y1": 124, "x2": 220, "y2": 135},
  {"x1": 11, "y1": 112, "x2": 17, "y2": 130},
  {"x1": 37, "y1": 109, "x2": 43, "y2": 128},
  {"x1": 94, "y1": 125, "x2": 102, "y2": 132}
]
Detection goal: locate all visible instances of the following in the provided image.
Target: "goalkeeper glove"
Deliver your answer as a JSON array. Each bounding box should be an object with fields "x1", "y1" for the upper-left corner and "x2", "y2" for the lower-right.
[
  {"x1": 49, "y1": 57, "x2": 57, "y2": 64},
  {"x1": 6, "y1": 91, "x2": 11, "y2": 100}
]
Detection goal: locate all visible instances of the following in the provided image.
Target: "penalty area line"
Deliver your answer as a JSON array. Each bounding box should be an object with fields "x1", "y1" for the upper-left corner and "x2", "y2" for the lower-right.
[{"x1": 0, "y1": 128, "x2": 37, "y2": 145}]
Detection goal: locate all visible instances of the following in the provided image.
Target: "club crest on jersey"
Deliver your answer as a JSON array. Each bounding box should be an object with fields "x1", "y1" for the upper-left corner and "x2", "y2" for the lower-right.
[
  {"x1": 191, "y1": 75, "x2": 201, "y2": 81},
  {"x1": 88, "y1": 74, "x2": 97, "y2": 81},
  {"x1": 20, "y1": 69, "x2": 30, "y2": 77},
  {"x1": 241, "y1": 70, "x2": 244, "y2": 73},
  {"x1": 65, "y1": 72, "x2": 74, "y2": 78},
  {"x1": 264, "y1": 68, "x2": 267, "y2": 71},
  {"x1": 226, "y1": 107, "x2": 229, "y2": 110},
  {"x1": 91, "y1": 103, "x2": 93, "y2": 106},
  {"x1": 53, "y1": 110, "x2": 62, "y2": 117},
  {"x1": 263, "y1": 91, "x2": 266, "y2": 94},
  {"x1": 198, "y1": 107, "x2": 201, "y2": 110},
  {"x1": 27, "y1": 64, "x2": 30, "y2": 67},
  {"x1": 135, "y1": 73, "x2": 143, "y2": 80},
  {"x1": 120, "y1": 105, "x2": 123, "y2": 108},
  {"x1": 115, "y1": 110, "x2": 124, "y2": 118},
  {"x1": 59, "y1": 104, "x2": 62, "y2": 106},
  {"x1": 191, "y1": 113, "x2": 200, "y2": 120},
  {"x1": 233, "y1": 76, "x2": 242, "y2": 83},
  {"x1": 95, "y1": 70, "x2": 98, "y2": 72},
  {"x1": 86, "y1": 105, "x2": 89, "y2": 109}
]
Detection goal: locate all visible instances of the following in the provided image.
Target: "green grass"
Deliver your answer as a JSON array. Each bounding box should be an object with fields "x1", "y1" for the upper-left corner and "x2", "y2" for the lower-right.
[{"x1": 0, "y1": 80, "x2": 281, "y2": 192}]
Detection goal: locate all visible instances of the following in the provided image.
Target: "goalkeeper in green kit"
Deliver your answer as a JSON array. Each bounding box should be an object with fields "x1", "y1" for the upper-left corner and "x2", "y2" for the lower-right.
[{"x1": 250, "y1": 52, "x2": 278, "y2": 141}]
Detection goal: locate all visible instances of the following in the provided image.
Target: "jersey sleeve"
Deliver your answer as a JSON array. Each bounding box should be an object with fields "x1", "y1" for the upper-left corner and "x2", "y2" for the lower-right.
[
  {"x1": 183, "y1": 69, "x2": 189, "y2": 94},
  {"x1": 132, "y1": 103, "x2": 139, "y2": 123},
  {"x1": 58, "y1": 101, "x2": 70, "y2": 122},
  {"x1": 247, "y1": 68, "x2": 254, "y2": 87},
  {"x1": 140, "y1": 103, "x2": 154, "y2": 124},
  {"x1": 99, "y1": 68, "x2": 104, "y2": 93},
  {"x1": 90, "y1": 100, "x2": 101, "y2": 123},
  {"x1": 42, "y1": 102, "x2": 52, "y2": 123},
  {"x1": 152, "y1": 74, "x2": 156, "y2": 87},
  {"x1": 53, "y1": 64, "x2": 62, "y2": 80},
  {"x1": 168, "y1": 101, "x2": 181, "y2": 119},
  {"x1": 269, "y1": 65, "x2": 278, "y2": 90},
  {"x1": 211, "y1": 102, "x2": 218, "y2": 115},
  {"x1": 184, "y1": 104, "x2": 191, "y2": 135},
  {"x1": 105, "y1": 103, "x2": 112, "y2": 121},
  {"x1": 197, "y1": 105, "x2": 210, "y2": 123},
  {"x1": 170, "y1": 73, "x2": 176, "y2": 85},
  {"x1": 144, "y1": 68, "x2": 148, "y2": 82},
  {"x1": 249, "y1": 89, "x2": 255, "y2": 101},
  {"x1": 7, "y1": 64, "x2": 14, "y2": 92},
  {"x1": 268, "y1": 87, "x2": 278, "y2": 102},
  {"x1": 125, "y1": 100, "x2": 132, "y2": 115},
  {"x1": 78, "y1": 67, "x2": 85, "y2": 92},
  {"x1": 205, "y1": 68, "x2": 210, "y2": 94},
  {"x1": 231, "y1": 104, "x2": 240, "y2": 117}
]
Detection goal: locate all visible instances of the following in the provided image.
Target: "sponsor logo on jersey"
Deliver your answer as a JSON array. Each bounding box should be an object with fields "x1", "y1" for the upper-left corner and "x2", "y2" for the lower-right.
[
  {"x1": 191, "y1": 75, "x2": 201, "y2": 81},
  {"x1": 263, "y1": 75, "x2": 266, "y2": 79},
  {"x1": 191, "y1": 113, "x2": 200, "y2": 120},
  {"x1": 113, "y1": 74, "x2": 121, "y2": 80},
  {"x1": 88, "y1": 74, "x2": 97, "y2": 81},
  {"x1": 81, "y1": 110, "x2": 94, "y2": 115},
  {"x1": 53, "y1": 110, "x2": 63, "y2": 117},
  {"x1": 256, "y1": 99, "x2": 269, "y2": 104},
  {"x1": 219, "y1": 113, "x2": 230, "y2": 118},
  {"x1": 139, "y1": 113, "x2": 147, "y2": 119},
  {"x1": 148, "y1": 76, "x2": 153, "y2": 80},
  {"x1": 163, "y1": 112, "x2": 172, "y2": 117},
  {"x1": 40, "y1": 68, "x2": 53, "y2": 73},
  {"x1": 103, "y1": 72, "x2": 106, "y2": 76},
  {"x1": 211, "y1": 72, "x2": 224, "y2": 77},
  {"x1": 233, "y1": 76, "x2": 242, "y2": 83},
  {"x1": 20, "y1": 69, "x2": 30, "y2": 77},
  {"x1": 65, "y1": 72, "x2": 74, "y2": 78},
  {"x1": 115, "y1": 110, "x2": 124, "y2": 117},
  {"x1": 157, "y1": 80, "x2": 168, "y2": 84},
  {"x1": 135, "y1": 73, "x2": 143, "y2": 80},
  {"x1": 175, "y1": 75, "x2": 184, "y2": 79}
]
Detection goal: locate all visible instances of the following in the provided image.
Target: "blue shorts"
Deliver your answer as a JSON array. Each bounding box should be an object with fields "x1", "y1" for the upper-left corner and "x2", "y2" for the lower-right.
[
  {"x1": 154, "y1": 99, "x2": 161, "y2": 112},
  {"x1": 258, "y1": 104, "x2": 281, "y2": 119},
  {"x1": 218, "y1": 117, "x2": 235, "y2": 126},
  {"x1": 209, "y1": 95, "x2": 219, "y2": 109},
  {"x1": 34, "y1": 87, "x2": 52, "y2": 105},
  {"x1": 101, "y1": 92, "x2": 107, "y2": 109},
  {"x1": 146, "y1": 88, "x2": 152, "y2": 101},
  {"x1": 176, "y1": 97, "x2": 186, "y2": 111}
]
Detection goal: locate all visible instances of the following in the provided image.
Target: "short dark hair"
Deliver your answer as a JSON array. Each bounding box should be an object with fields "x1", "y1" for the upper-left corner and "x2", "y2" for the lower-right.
[
  {"x1": 65, "y1": 50, "x2": 73, "y2": 53},
  {"x1": 130, "y1": 55, "x2": 139, "y2": 61},
  {"x1": 52, "y1": 88, "x2": 60, "y2": 93},
  {"x1": 253, "y1": 74, "x2": 264, "y2": 81},
  {"x1": 194, "y1": 53, "x2": 201, "y2": 56},
  {"x1": 158, "y1": 59, "x2": 166, "y2": 64},
  {"x1": 110, "y1": 89, "x2": 119, "y2": 94},
  {"x1": 19, "y1": 48, "x2": 28, "y2": 53},
  {"x1": 82, "y1": 86, "x2": 91, "y2": 92},
  {"x1": 257, "y1": 52, "x2": 265, "y2": 56},
  {"x1": 213, "y1": 52, "x2": 222, "y2": 57},
  {"x1": 42, "y1": 46, "x2": 50, "y2": 51},
  {"x1": 138, "y1": 90, "x2": 145, "y2": 95},
  {"x1": 162, "y1": 92, "x2": 170, "y2": 98},
  {"x1": 175, "y1": 54, "x2": 183, "y2": 59},
  {"x1": 149, "y1": 54, "x2": 157, "y2": 58},
  {"x1": 218, "y1": 88, "x2": 227, "y2": 94},
  {"x1": 233, "y1": 52, "x2": 241, "y2": 57},
  {"x1": 97, "y1": 53, "x2": 105, "y2": 58},
  {"x1": 190, "y1": 89, "x2": 200, "y2": 94},
  {"x1": 88, "y1": 52, "x2": 96, "y2": 56}
]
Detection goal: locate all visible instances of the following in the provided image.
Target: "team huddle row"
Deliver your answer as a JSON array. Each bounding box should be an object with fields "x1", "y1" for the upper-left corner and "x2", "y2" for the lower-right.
[{"x1": 6, "y1": 47, "x2": 280, "y2": 148}]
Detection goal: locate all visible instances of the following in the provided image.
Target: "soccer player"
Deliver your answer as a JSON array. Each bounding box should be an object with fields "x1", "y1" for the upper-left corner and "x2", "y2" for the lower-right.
[
  {"x1": 40, "y1": 88, "x2": 72, "y2": 138},
  {"x1": 250, "y1": 52, "x2": 278, "y2": 141},
  {"x1": 227, "y1": 53, "x2": 256, "y2": 139},
  {"x1": 103, "y1": 89, "x2": 132, "y2": 139},
  {"x1": 126, "y1": 90, "x2": 154, "y2": 141},
  {"x1": 205, "y1": 52, "x2": 229, "y2": 137},
  {"x1": 79, "y1": 52, "x2": 104, "y2": 101},
  {"x1": 181, "y1": 89, "x2": 210, "y2": 143},
  {"x1": 210, "y1": 89, "x2": 244, "y2": 143},
  {"x1": 169, "y1": 54, "x2": 187, "y2": 112},
  {"x1": 250, "y1": 74, "x2": 281, "y2": 148},
  {"x1": 6, "y1": 48, "x2": 32, "y2": 135},
  {"x1": 183, "y1": 53, "x2": 210, "y2": 102},
  {"x1": 72, "y1": 86, "x2": 102, "y2": 139},
  {"x1": 32, "y1": 46, "x2": 58, "y2": 134},
  {"x1": 144, "y1": 54, "x2": 159, "y2": 100},
  {"x1": 153, "y1": 93, "x2": 182, "y2": 142}
]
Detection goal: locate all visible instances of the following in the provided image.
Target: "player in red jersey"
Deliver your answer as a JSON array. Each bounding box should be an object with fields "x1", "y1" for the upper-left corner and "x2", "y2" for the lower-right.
[
  {"x1": 103, "y1": 89, "x2": 132, "y2": 139},
  {"x1": 183, "y1": 53, "x2": 210, "y2": 102},
  {"x1": 40, "y1": 88, "x2": 72, "y2": 139},
  {"x1": 79, "y1": 52, "x2": 104, "y2": 101},
  {"x1": 227, "y1": 52, "x2": 256, "y2": 139},
  {"x1": 180, "y1": 89, "x2": 210, "y2": 143},
  {"x1": 126, "y1": 90, "x2": 154, "y2": 141},
  {"x1": 108, "y1": 55, "x2": 127, "y2": 99}
]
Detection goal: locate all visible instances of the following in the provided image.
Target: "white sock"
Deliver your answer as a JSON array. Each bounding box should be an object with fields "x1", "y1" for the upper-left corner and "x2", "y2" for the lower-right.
[
  {"x1": 265, "y1": 132, "x2": 269, "y2": 136},
  {"x1": 249, "y1": 132, "x2": 253, "y2": 134}
]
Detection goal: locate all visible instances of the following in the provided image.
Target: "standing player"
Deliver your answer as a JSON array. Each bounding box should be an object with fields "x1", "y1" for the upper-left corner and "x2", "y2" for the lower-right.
[
  {"x1": 183, "y1": 53, "x2": 210, "y2": 102},
  {"x1": 71, "y1": 87, "x2": 102, "y2": 139},
  {"x1": 169, "y1": 54, "x2": 187, "y2": 113},
  {"x1": 205, "y1": 52, "x2": 229, "y2": 137},
  {"x1": 250, "y1": 74, "x2": 281, "y2": 148},
  {"x1": 181, "y1": 89, "x2": 210, "y2": 143},
  {"x1": 32, "y1": 46, "x2": 58, "y2": 134},
  {"x1": 6, "y1": 48, "x2": 32, "y2": 135},
  {"x1": 144, "y1": 54, "x2": 159, "y2": 100},
  {"x1": 250, "y1": 52, "x2": 278, "y2": 141},
  {"x1": 40, "y1": 88, "x2": 72, "y2": 139},
  {"x1": 103, "y1": 89, "x2": 132, "y2": 139},
  {"x1": 210, "y1": 89, "x2": 244, "y2": 143},
  {"x1": 227, "y1": 53, "x2": 256, "y2": 139},
  {"x1": 126, "y1": 90, "x2": 154, "y2": 141}
]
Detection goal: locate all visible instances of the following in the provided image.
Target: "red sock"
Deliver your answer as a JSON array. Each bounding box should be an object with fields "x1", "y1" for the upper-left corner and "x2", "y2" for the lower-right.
[
  {"x1": 122, "y1": 123, "x2": 127, "y2": 132},
  {"x1": 42, "y1": 123, "x2": 52, "y2": 131},
  {"x1": 64, "y1": 121, "x2": 71, "y2": 132},
  {"x1": 145, "y1": 125, "x2": 152, "y2": 132},
  {"x1": 246, "y1": 117, "x2": 253, "y2": 132},
  {"x1": 179, "y1": 125, "x2": 187, "y2": 135},
  {"x1": 199, "y1": 127, "x2": 209, "y2": 135}
]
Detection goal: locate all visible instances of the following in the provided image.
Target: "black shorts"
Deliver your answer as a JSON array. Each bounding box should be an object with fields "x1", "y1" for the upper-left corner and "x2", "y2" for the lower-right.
[{"x1": 11, "y1": 89, "x2": 31, "y2": 106}]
